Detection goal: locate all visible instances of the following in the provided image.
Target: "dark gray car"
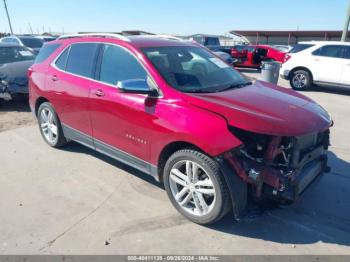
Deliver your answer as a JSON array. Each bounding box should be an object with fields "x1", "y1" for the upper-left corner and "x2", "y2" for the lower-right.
[
  {"x1": 0, "y1": 35, "x2": 44, "y2": 54},
  {"x1": 0, "y1": 43, "x2": 35, "y2": 101}
]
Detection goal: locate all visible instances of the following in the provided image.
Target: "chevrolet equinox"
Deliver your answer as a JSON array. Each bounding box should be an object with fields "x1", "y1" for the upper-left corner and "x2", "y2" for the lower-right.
[{"x1": 29, "y1": 34, "x2": 332, "y2": 224}]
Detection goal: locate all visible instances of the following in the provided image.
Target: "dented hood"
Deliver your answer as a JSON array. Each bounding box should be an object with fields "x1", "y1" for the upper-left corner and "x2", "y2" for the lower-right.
[{"x1": 185, "y1": 81, "x2": 332, "y2": 136}]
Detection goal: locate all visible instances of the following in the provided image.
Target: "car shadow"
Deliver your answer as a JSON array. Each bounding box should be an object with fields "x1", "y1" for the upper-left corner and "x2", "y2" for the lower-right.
[
  {"x1": 61, "y1": 141, "x2": 163, "y2": 189},
  {"x1": 0, "y1": 99, "x2": 31, "y2": 112},
  {"x1": 309, "y1": 85, "x2": 350, "y2": 96},
  {"x1": 209, "y1": 150, "x2": 350, "y2": 246},
  {"x1": 60, "y1": 142, "x2": 350, "y2": 246}
]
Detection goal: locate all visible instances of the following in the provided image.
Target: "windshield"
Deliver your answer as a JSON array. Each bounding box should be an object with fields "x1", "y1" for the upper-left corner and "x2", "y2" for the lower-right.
[
  {"x1": 0, "y1": 46, "x2": 35, "y2": 64},
  {"x1": 19, "y1": 37, "x2": 44, "y2": 48},
  {"x1": 142, "y1": 46, "x2": 251, "y2": 93}
]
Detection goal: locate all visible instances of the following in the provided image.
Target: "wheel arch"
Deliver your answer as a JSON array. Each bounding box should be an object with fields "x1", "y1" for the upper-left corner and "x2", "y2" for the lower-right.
[
  {"x1": 157, "y1": 141, "x2": 204, "y2": 183},
  {"x1": 35, "y1": 97, "x2": 50, "y2": 117}
]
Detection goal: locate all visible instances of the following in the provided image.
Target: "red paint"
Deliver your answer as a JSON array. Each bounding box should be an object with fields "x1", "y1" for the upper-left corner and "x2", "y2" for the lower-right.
[
  {"x1": 29, "y1": 37, "x2": 332, "y2": 168},
  {"x1": 232, "y1": 45, "x2": 286, "y2": 68}
]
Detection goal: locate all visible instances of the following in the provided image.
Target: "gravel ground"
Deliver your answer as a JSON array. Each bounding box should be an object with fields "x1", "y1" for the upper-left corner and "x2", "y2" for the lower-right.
[{"x1": 0, "y1": 100, "x2": 36, "y2": 133}]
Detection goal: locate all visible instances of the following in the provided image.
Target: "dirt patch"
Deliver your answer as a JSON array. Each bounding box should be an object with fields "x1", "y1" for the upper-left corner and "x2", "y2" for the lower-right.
[{"x1": 0, "y1": 100, "x2": 36, "y2": 132}]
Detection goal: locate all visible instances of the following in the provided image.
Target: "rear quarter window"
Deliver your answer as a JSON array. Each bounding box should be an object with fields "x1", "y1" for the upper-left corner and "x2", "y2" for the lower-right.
[{"x1": 34, "y1": 43, "x2": 61, "y2": 64}]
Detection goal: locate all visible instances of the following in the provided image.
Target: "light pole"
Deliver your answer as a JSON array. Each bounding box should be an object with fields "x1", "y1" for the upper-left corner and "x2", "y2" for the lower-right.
[
  {"x1": 341, "y1": 0, "x2": 350, "y2": 41},
  {"x1": 3, "y1": 0, "x2": 13, "y2": 34}
]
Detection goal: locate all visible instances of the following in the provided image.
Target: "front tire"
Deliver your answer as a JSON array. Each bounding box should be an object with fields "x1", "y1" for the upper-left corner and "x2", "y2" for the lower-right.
[
  {"x1": 290, "y1": 70, "x2": 312, "y2": 90},
  {"x1": 38, "y1": 102, "x2": 67, "y2": 148},
  {"x1": 163, "y1": 149, "x2": 231, "y2": 225}
]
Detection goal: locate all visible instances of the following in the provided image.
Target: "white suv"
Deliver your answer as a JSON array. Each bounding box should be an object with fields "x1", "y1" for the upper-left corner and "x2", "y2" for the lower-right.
[{"x1": 280, "y1": 41, "x2": 350, "y2": 90}]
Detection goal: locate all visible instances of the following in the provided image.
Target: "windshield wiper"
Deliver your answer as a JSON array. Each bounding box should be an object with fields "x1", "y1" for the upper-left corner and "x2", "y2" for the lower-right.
[
  {"x1": 217, "y1": 82, "x2": 252, "y2": 92},
  {"x1": 185, "y1": 89, "x2": 210, "y2": 93}
]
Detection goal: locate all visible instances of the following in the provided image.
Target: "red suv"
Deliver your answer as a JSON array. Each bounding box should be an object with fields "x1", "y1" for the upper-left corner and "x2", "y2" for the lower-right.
[
  {"x1": 29, "y1": 34, "x2": 332, "y2": 225},
  {"x1": 232, "y1": 45, "x2": 286, "y2": 68}
]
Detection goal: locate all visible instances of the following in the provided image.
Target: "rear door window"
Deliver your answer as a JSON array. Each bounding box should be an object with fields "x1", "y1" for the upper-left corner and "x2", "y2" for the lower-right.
[
  {"x1": 312, "y1": 45, "x2": 344, "y2": 58},
  {"x1": 289, "y1": 44, "x2": 314, "y2": 53},
  {"x1": 34, "y1": 43, "x2": 61, "y2": 64},
  {"x1": 65, "y1": 43, "x2": 99, "y2": 78}
]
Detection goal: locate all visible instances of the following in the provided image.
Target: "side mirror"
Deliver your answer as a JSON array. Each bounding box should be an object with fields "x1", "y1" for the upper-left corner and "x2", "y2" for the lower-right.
[{"x1": 117, "y1": 79, "x2": 158, "y2": 96}]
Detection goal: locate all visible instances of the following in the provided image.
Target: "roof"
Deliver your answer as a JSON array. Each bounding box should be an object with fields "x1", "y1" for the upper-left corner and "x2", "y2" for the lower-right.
[{"x1": 230, "y1": 30, "x2": 350, "y2": 38}]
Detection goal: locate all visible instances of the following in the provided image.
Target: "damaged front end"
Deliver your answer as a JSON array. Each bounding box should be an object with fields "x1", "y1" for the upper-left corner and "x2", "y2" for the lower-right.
[
  {"x1": 0, "y1": 79, "x2": 12, "y2": 101},
  {"x1": 222, "y1": 127, "x2": 331, "y2": 203}
]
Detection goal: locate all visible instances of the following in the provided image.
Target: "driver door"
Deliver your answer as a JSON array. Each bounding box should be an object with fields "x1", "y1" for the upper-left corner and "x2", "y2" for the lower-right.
[{"x1": 89, "y1": 43, "x2": 156, "y2": 171}]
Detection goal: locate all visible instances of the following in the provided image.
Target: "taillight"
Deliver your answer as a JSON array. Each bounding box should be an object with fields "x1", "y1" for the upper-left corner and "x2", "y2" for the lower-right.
[{"x1": 283, "y1": 54, "x2": 291, "y2": 64}]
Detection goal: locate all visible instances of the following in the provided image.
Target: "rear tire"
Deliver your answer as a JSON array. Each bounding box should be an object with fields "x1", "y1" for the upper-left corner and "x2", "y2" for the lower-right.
[
  {"x1": 37, "y1": 102, "x2": 67, "y2": 148},
  {"x1": 290, "y1": 70, "x2": 312, "y2": 90},
  {"x1": 163, "y1": 149, "x2": 231, "y2": 225}
]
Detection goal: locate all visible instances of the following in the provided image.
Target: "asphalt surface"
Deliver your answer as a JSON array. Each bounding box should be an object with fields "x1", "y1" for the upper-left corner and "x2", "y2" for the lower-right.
[{"x1": 0, "y1": 71, "x2": 349, "y2": 254}]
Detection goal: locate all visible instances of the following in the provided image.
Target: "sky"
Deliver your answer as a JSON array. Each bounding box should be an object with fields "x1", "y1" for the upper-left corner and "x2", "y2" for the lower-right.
[{"x1": 1, "y1": 0, "x2": 349, "y2": 35}]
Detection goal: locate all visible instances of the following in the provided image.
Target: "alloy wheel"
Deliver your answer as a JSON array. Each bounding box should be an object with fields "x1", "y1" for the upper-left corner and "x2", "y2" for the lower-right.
[
  {"x1": 40, "y1": 108, "x2": 58, "y2": 144},
  {"x1": 292, "y1": 73, "x2": 307, "y2": 89},
  {"x1": 169, "y1": 160, "x2": 216, "y2": 216}
]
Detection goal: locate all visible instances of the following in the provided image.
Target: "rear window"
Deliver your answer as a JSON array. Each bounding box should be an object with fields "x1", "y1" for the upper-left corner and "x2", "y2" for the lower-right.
[
  {"x1": 19, "y1": 37, "x2": 44, "y2": 48},
  {"x1": 65, "y1": 43, "x2": 99, "y2": 78},
  {"x1": 289, "y1": 44, "x2": 314, "y2": 53},
  {"x1": 0, "y1": 46, "x2": 35, "y2": 64},
  {"x1": 34, "y1": 43, "x2": 61, "y2": 64}
]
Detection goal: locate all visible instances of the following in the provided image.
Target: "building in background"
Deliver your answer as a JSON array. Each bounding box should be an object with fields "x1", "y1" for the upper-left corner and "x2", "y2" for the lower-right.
[{"x1": 231, "y1": 30, "x2": 350, "y2": 45}]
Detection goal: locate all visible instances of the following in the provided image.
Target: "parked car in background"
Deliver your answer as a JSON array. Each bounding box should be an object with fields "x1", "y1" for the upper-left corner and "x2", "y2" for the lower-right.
[
  {"x1": 273, "y1": 45, "x2": 293, "y2": 53},
  {"x1": 231, "y1": 45, "x2": 286, "y2": 68},
  {"x1": 280, "y1": 41, "x2": 350, "y2": 90},
  {"x1": 35, "y1": 35, "x2": 57, "y2": 42},
  {"x1": 0, "y1": 43, "x2": 35, "y2": 101},
  {"x1": 189, "y1": 34, "x2": 237, "y2": 56},
  {"x1": 29, "y1": 34, "x2": 332, "y2": 225},
  {"x1": 212, "y1": 50, "x2": 235, "y2": 65},
  {"x1": 0, "y1": 35, "x2": 44, "y2": 54}
]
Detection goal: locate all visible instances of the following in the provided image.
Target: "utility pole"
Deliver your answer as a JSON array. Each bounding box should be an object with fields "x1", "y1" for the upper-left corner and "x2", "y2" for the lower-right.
[
  {"x1": 341, "y1": 0, "x2": 350, "y2": 41},
  {"x1": 3, "y1": 0, "x2": 13, "y2": 34}
]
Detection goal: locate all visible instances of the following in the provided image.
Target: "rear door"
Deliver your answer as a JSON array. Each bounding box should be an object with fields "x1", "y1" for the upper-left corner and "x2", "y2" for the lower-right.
[
  {"x1": 340, "y1": 46, "x2": 350, "y2": 85},
  {"x1": 47, "y1": 42, "x2": 100, "y2": 146},
  {"x1": 310, "y1": 45, "x2": 344, "y2": 83}
]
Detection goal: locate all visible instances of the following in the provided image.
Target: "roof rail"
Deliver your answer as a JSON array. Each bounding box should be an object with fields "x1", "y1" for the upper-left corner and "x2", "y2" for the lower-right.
[
  {"x1": 57, "y1": 33, "x2": 130, "y2": 42},
  {"x1": 137, "y1": 34, "x2": 184, "y2": 41}
]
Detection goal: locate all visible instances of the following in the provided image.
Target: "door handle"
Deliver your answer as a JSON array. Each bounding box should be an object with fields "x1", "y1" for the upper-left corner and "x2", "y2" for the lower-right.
[
  {"x1": 51, "y1": 75, "x2": 58, "y2": 81},
  {"x1": 95, "y1": 89, "x2": 105, "y2": 97}
]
